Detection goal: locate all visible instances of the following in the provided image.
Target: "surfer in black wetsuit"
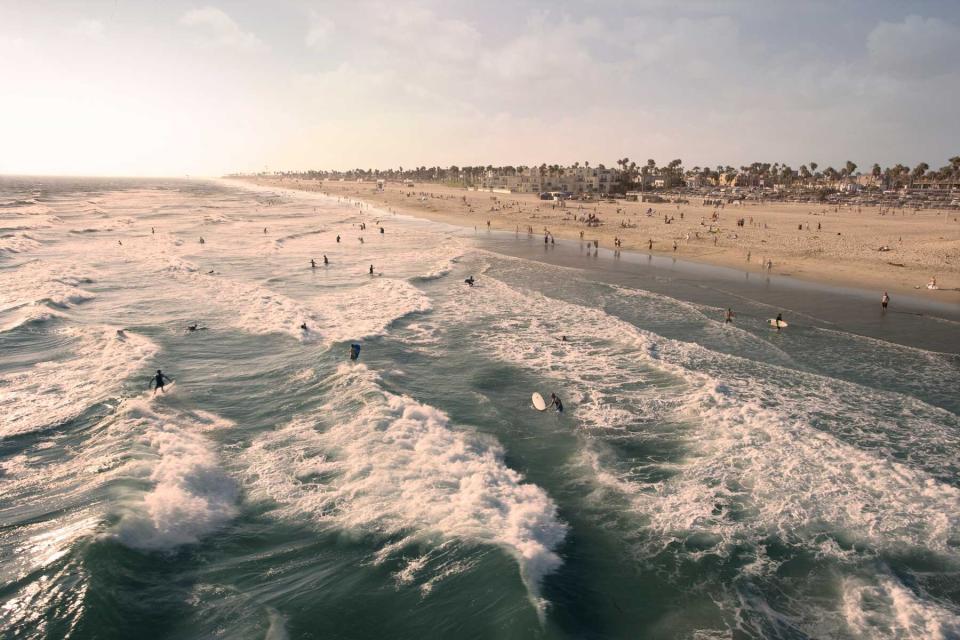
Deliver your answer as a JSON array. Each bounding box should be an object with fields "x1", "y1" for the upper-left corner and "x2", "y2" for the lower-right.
[
  {"x1": 369, "y1": 265, "x2": 374, "y2": 275},
  {"x1": 465, "y1": 276, "x2": 475, "y2": 286},
  {"x1": 323, "y1": 255, "x2": 329, "y2": 265},
  {"x1": 350, "y1": 343, "x2": 361, "y2": 360},
  {"x1": 151, "y1": 369, "x2": 172, "y2": 394},
  {"x1": 300, "y1": 322, "x2": 308, "y2": 332},
  {"x1": 310, "y1": 259, "x2": 316, "y2": 268},
  {"x1": 550, "y1": 393, "x2": 563, "y2": 413},
  {"x1": 775, "y1": 313, "x2": 783, "y2": 332}
]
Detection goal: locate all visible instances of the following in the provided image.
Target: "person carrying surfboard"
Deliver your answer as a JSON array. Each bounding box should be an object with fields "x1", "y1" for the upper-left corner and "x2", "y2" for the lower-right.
[{"x1": 775, "y1": 313, "x2": 783, "y2": 332}]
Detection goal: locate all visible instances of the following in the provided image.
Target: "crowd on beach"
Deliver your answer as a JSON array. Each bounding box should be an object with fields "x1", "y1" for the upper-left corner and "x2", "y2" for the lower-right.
[{"x1": 239, "y1": 177, "x2": 958, "y2": 304}]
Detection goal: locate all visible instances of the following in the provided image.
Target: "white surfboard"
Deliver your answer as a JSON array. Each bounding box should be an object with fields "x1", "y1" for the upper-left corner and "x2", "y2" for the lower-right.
[
  {"x1": 531, "y1": 392, "x2": 547, "y2": 411},
  {"x1": 768, "y1": 319, "x2": 788, "y2": 328}
]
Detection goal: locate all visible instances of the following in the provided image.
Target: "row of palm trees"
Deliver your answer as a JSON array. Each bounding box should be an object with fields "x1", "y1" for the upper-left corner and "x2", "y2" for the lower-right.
[{"x1": 264, "y1": 156, "x2": 960, "y2": 191}]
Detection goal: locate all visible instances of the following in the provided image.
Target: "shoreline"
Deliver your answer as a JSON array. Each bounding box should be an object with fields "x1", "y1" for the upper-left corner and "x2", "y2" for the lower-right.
[{"x1": 234, "y1": 177, "x2": 960, "y2": 306}]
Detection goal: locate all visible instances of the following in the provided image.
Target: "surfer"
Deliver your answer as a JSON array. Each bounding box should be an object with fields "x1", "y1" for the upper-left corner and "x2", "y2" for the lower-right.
[
  {"x1": 350, "y1": 343, "x2": 361, "y2": 361},
  {"x1": 323, "y1": 255, "x2": 329, "y2": 265},
  {"x1": 263, "y1": 227, "x2": 267, "y2": 234},
  {"x1": 369, "y1": 265, "x2": 374, "y2": 275},
  {"x1": 199, "y1": 237, "x2": 205, "y2": 245},
  {"x1": 881, "y1": 291, "x2": 890, "y2": 311},
  {"x1": 151, "y1": 369, "x2": 172, "y2": 395},
  {"x1": 550, "y1": 393, "x2": 564, "y2": 413},
  {"x1": 725, "y1": 308, "x2": 735, "y2": 324},
  {"x1": 775, "y1": 313, "x2": 783, "y2": 332},
  {"x1": 300, "y1": 322, "x2": 308, "y2": 332},
  {"x1": 336, "y1": 234, "x2": 341, "y2": 243},
  {"x1": 465, "y1": 276, "x2": 475, "y2": 286},
  {"x1": 310, "y1": 259, "x2": 316, "y2": 268},
  {"x1": 187, "y1": 323, "x2": 198, "y2": 332}
]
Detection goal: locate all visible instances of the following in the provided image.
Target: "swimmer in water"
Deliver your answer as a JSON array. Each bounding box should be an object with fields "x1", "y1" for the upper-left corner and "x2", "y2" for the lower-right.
[
  {"x1": 300, "y1": 322, "x2": 308, "y2": 331},
  {"x1": 465, "y1": 276, "x2": 475, "y2": 286},
  {"x1": 310, "y1": 259, "x2": 316, "y2": 268},
  {"x1": 336, "y1": 235, "x2": 341, "y2": 243},
  {"x1": 369, "y1": 265, "x2": 374, "y2": 275},
  {"x1": 151, "y1": 369, "x2": 172, "y2": 394},
  {"x1": 323, "y1": 255, "x2": 329, "y2": 265}
]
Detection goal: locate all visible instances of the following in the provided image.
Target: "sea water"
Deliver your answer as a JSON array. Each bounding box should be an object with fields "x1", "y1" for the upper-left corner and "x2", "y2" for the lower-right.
[{"x1": 1, "y1": 176, "x2": 958, "y2": 639}]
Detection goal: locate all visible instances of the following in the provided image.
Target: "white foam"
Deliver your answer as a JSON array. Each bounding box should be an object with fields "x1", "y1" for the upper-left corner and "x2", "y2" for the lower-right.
[
  {"x1": 0, "y1": 326, "x2": 158, "y2": 438},
  {"x1": 314, "y1": 278, "x2": 432, "y2": 343},
  {"x1": 111, "y1": 398, "x2": 237, "y2": 551},
  {"x1": 0, "y1": 232, "x2": 41, "y2": 255},
  {"x1": 242, "y1": 363, "x2": 566, "y2": 617},
  {"x1": 432, "y1": 269, "x2": 960, "y2": 568},
  {"x1": 842, "y1": 575, "x2": 960, "y2": 639},
  {"x1": 0, "y1": 260, "x2": 97, "y2": 314}
]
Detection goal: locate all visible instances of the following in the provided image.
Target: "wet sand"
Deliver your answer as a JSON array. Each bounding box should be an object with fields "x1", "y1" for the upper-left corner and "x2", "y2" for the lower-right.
[{"x1": 241, "y1": 177, "x2": 960, "y2": 306}]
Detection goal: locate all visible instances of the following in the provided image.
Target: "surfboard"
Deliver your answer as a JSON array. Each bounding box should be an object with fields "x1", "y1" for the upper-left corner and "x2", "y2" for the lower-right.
[
  {"x1": 768, "y1": 319, "x2": 788, "y2": 328},
  {"x1": 531, "y1": 392, "x2": 547, "y2": 411}
]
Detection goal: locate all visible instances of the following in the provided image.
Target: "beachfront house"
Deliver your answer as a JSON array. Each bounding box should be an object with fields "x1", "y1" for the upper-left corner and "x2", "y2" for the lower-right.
[{"x1": 478, "y1": 166, "x2": 619, "y2": 194}]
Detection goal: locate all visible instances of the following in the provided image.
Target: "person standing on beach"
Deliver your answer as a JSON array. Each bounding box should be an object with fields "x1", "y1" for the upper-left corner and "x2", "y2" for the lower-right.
[{"x1": 881, "y1": 291, "x2": 890, "y2": 311}]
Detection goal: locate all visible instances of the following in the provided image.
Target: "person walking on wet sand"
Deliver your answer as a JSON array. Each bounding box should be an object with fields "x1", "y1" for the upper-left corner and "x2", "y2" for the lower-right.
[
  {"x1": 725, "y1": 308, "x2": 735, "y2": 324},
  {"x1": 881, "y1": 291, "x2": 890, "y2": 311},
  {"x1": 151, "y1": 369, "x2": 173, "y2": 394}
]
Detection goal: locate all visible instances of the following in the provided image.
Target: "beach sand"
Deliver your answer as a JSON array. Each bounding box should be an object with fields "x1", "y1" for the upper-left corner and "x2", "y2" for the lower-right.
[{"x1": 240, "y1": 177, "x2": 960, "y2": 305}]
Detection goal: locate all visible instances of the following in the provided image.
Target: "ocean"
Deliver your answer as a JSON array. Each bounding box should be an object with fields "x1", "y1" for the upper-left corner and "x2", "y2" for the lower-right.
[{"x1": 1, "y1": 176, "x2": 958, "y2": 639}]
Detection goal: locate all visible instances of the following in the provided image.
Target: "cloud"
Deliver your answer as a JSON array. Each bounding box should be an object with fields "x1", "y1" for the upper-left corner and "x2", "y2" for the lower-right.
[
  {"x1": 305, "y1": 13, "x2": 333, "y2": 49},
  {"x1": 867, "y1": 15, "x2": 960, "y2": 78},
  {"x1": 180, "y1": 6, "x2": 265, "y2": 51},
  {"x1": 67, "y1": 18, "x2": 105, "y2": 39}
]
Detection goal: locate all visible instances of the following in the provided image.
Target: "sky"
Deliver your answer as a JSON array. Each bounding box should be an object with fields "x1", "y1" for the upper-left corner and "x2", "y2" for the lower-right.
[{"x1": 1, "y1": 1, "x2": 958, "y2": 177}]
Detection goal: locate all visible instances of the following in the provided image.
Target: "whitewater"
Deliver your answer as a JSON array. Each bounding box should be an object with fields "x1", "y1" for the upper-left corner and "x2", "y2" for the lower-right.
[{"x1": 1, "y1": 176, "x2": 958, "y2": 639}]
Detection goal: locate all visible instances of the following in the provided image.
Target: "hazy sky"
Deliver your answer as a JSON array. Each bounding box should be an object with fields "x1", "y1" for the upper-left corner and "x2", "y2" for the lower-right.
[{"x1": 1, "y1": 1, "x2": 958, "y2": 176}]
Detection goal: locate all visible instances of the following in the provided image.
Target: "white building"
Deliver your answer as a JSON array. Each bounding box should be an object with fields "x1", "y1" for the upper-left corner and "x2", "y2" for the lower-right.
[{"x1": 478, "y1": 166, "x2": 619, "y2": 194}]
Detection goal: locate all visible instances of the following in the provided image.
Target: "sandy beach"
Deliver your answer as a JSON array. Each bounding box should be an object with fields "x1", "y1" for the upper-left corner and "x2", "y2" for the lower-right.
[{"x1": 241, "y1": 177, "x2": 960, "y2": 305}]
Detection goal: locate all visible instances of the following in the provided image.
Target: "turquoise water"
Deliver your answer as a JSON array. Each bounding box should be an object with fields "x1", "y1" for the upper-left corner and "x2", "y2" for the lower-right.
[{"x1": 1, "y1": 177, "x2": 958, "y2": 639}]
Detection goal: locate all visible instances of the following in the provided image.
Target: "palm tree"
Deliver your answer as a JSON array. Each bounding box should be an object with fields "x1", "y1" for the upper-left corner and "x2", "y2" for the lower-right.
[{"x1": 845, "y1": 160, "x2": 857, "y2": 176}]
